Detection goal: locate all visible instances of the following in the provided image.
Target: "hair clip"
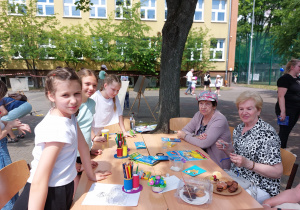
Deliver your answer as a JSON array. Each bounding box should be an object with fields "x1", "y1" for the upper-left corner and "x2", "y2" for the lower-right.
[{"x1": 52, "y1": 74, "x2": 56, "y2": 76}]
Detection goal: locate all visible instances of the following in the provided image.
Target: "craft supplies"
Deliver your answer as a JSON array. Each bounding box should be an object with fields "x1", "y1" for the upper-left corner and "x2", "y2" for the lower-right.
[
  {"x1": 183, "y1": 165, "x2": 206, "y2": 177},
  {"x1": 114, "y1": 132, "x2": 129, "y2": 158},
  {"x1": 122, "y1": 161, "x2": 142, "y2": 193},
  {"x1": 134, "y1": 142, "x2": 146, "y2": 149},
  {"x1": 161, "y1": 137, "x2": 181, "y2": 142},
  {"x1": 101, "y1": 129, "x2": 109, "y2": 141},
  {"x1": 129, "y1": 152, "x2": 159, "y2": 166},
  {"x1": 148, "y1": 175, "x2": 166, "y2": 193}
]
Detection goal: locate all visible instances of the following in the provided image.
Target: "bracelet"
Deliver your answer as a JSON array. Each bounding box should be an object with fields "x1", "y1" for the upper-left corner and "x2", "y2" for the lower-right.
[{"x1": 249, "y1": 161, "x2": 255, "y2": 170}]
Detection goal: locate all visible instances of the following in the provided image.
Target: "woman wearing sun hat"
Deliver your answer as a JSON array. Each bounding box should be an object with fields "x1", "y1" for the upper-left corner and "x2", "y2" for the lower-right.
[{"x1": 177, "y1": 91, "x2": 231, "y2": 169}]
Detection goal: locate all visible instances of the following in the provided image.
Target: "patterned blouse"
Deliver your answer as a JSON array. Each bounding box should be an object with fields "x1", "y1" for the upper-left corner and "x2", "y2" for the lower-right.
[{"x1": 231, "y1": 118, "x2": 281, "y2": 196}]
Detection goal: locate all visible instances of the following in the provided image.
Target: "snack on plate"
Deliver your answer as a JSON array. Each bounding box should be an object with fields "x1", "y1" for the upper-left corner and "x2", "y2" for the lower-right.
[
  {"x1": 209, "y1": 171, "x2": 222, "y2": 182},
  {"x1": 228, "y1": 181, "x2": 238, "y2": 193},
  {"x1": 216, "y1": 181, "x2": 227, "y2": 192}
]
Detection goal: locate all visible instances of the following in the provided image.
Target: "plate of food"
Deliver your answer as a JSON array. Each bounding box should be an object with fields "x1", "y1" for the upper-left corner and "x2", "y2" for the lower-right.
[
  {"x1": 179, "y1": 185, "x2": 210, "y2": 205},
  {"x1": 213, "y1": 181, "x2": 241, "y2": 196}
]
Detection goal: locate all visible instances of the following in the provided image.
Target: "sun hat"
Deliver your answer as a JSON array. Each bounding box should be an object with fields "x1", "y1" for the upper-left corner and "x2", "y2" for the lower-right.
[
  {"x1": 197, "y1": 91, "x2": 218, "y2": 102},
  {"x1": 216, "y1": 75, "x2": 221, "y2": 78},
  {"x1": 101, "y1": 64, "x2": 108, "y2": 70}
]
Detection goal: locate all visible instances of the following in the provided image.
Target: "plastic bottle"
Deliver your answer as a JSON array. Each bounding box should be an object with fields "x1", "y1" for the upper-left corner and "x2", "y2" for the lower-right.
[{"x1": 130, "y1": 112, "x2": 135, "y2": 130}]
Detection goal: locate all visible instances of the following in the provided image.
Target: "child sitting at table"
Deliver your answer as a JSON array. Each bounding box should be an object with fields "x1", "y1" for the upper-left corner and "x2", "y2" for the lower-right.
[
  {"x1": 91, "y1": 74, "x2": 133, "y2": 142},
  {"x1": 0, "y1": 96, "x2": 32, "y2": 142}
]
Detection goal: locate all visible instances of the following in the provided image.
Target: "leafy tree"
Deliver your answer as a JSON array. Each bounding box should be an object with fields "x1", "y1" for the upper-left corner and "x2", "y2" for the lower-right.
[
  {"x1": 182, "y1": 27, "x2": 215, "y2": 74},
  {"x1": 0, "y1": 0, "x2": 59, "y2": 87},
  {"x1": 272, "y1": 0, "x2": 300, "y2": 60},
  {"x1": 54, "y1": 24, "x2": 92, "y2": 70}
]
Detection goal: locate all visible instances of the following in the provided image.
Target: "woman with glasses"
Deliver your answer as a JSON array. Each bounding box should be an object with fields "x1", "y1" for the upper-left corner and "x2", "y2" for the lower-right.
[{"x1": 177, "y1": 91, "x2": 231, "y2": 169}]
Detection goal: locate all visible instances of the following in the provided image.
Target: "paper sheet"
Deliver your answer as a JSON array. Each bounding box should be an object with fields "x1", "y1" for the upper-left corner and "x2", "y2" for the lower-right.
[
  {"x1": 159, "y1": 175, "x2": 180, "y2": 193},
  {"x1": 82, "y1": 183, "x2": 140, "y2": 206}
]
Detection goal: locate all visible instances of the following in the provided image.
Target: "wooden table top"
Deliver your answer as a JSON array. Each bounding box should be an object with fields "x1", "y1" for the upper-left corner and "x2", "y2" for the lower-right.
[{"x1": 71, "y1": 133, "x2": 262, "y2": 210}]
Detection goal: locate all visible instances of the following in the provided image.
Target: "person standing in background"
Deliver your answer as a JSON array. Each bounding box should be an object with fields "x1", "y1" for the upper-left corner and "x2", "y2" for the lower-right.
[
  {"x1": 203, "y1": 71, "x2": 211, "y2": 91},
  {"x1": 275, "y1": 59, "x2": 300, "y2": 148},
  {"x1": 184, "y1": 69, "x2": 194, "y2": 95},
  {"x1": 97, "y1": 64, "x2": 108, "y2": 91}
]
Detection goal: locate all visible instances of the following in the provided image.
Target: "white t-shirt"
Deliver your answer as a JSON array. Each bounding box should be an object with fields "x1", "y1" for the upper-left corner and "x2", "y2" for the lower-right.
[
  {"x1": 28, "y1": 111, "x2": 78, "y2": 187},
  {"x1": 215, "y1": 79, "x2": 222, "y2": 87},
  {"x1": 91, "y1": 90, "x2": 122, "y2": 134},
  {"x1": 191, "y1": 81, "x2": 196, "y2": 88},
  {"x1": 186, "y1": 71, "x2": 193, "y2": 82}
]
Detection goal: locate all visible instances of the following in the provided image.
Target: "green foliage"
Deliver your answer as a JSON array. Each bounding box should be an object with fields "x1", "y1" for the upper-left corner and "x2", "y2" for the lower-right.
[
  {"x1": 0, "y1": 0, "x2": 59, "y2": 86},
  {"x1": 54, "y1": 24, "x2": 92, "y2": 70},
  {"x1": 182, "y1": 27, "x2": 214, "y2": 73},
  {"x1": 272, "y1": 0, "x2": 300, "y2": 60}
]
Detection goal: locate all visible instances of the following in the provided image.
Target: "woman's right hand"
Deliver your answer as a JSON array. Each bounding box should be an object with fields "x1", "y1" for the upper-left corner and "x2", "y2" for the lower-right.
[
  {"x1": 216, "y1": 140, "x2": 234, "y2": 155},
  {"x1": 279, "y1": 112, "x2": 286, "y2": 121}
]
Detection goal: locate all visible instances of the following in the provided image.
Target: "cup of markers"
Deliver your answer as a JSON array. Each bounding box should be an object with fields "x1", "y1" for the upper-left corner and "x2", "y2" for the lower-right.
[
  {"x1": 122, "y1": 162, "x2": 143, "y2": 193},
  {"x1": 114, "y1": 132, "x2": 129, "y2": 159}
]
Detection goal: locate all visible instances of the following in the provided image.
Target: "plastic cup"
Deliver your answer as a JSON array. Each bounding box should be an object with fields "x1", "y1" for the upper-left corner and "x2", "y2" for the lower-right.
[
  {"x1": 117, "y1": 148, "x2": 123, "y2": 157},
  {"x1": 122, "y1": 145, "x2": 128, "y2": 157},
  {"x1": 101, "y1": 129, "x2": 109, "y2": 140},
  {"x1": 169, "y1": 156, "x2": 184, "y2": 172}
]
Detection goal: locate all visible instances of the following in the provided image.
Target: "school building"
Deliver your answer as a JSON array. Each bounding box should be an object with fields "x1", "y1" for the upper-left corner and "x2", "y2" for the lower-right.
[{"x1": 1, "y1": 0, "x2": 238, "y2": 87}]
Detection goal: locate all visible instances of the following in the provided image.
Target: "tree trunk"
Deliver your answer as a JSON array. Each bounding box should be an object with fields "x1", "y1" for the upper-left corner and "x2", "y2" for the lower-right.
[{"x1": 154, "y1": 0, "x2": 197, "y2": 133}]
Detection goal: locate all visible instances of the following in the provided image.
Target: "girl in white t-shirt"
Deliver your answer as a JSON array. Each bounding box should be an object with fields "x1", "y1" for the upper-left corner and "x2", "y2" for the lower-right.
[
  {"x1": 14, "y1": 68, "x2": 111, "y2": 210},
  {"x1": 91, "y1": 74, "x2": 133, "y2": 142}
]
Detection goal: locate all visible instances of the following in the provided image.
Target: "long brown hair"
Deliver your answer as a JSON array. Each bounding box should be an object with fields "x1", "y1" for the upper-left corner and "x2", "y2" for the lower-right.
[
  {"x1": 0, "y1": 80, "x2": 8, "y2": 99},
  {"x1": 77, "y1": 68, "x2": 98, "y2": 82},
  {"x1": 103, "y1": 74, "x2": 121, "y2": 112}
]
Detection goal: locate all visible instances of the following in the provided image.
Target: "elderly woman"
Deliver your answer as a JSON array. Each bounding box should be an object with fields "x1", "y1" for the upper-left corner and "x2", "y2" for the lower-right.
[
  {"x1": 217, "y1": 91, "x2": 282, "y2": 204},
  {"x1": 177, "y1": 91, "x2": 231, "y2": 169}
]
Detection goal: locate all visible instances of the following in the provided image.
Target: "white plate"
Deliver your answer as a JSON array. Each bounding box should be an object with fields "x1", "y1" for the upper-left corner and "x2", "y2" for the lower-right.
[{"x1": 179, "y1": 189, "x2": 209, "y2": 205}]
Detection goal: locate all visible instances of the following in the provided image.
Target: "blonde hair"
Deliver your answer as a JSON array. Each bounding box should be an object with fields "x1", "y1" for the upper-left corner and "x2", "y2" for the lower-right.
[
  {"x1": 77, "y1": 68, "x2": 98, "y2": 82},
  {"x1": 103, "y1": 74, "x2": 121, "y2": 112},
  {"x1": 284, "y1": 59, "x2": 300, "y2": 74},
  {"x1": 235, "y1": 91, "x2": 263, "y2": 111}
]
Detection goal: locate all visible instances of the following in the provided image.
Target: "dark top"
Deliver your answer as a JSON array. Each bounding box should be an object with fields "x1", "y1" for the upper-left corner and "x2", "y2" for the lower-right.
[{"x1": 0, "y1": 97, "x2": 26, "y2": 112}]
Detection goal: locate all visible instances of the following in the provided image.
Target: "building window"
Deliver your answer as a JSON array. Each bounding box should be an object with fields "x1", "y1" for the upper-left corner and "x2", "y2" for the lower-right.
[
  {"x1": 9, "y1": 0, "x2": 26, "y2": 15},
  {"x1": 210, "y1": 39, "x2": 225, "y2": 60},
  {"x1": 187, "y1": 42, "x2": 202, "y2": 61},
  {"x1": 39, "y1": 38, "x2": 56, "y2": 59},
  {"x1": 115, "y1": 0, "x2": 131, "y2": 19},
  {"x1": 64, "y1": 0, "x2": 81, "y2": 17},
  {"x1": 37, "y1": 0, "x2": 54, "y2": 16},
  {"x1": 194, "y1": 0, "x2": 203, "y2": 21},
  {"x1": 211, "y1": 0, "x2": 226, "y2": 22},
  {"x1": 140, "y1": 0, "x2": 156, "y2": 20},
  {"x1": 164, "y1": 0, "x2": 167, "y2": 20},
  {"x1": 90, "y1": 0, "x2": 106, "y2": 18},
  {"x1": 91, "y1": 37, "x2": 108, "y2": 60}
]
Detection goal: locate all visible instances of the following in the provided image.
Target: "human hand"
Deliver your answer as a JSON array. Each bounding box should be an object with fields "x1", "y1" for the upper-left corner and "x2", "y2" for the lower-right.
[
  {"x1": 177, "y1": 130, "x2": 186, "y2": 139},
  {"x1": 76, "y1": 163, "x2": 82, "y2": 172},
  {"x1": 90, "y1": 149, "x2": 102, "y2": 156},
  {"x1": 93, "y1": 135, "x2": 107, "y2": 142},
  {"x1": 261, "y1": 203, "x2": 272, "y2": 210},
  {"x1": 95, "y1": 170, "x2": 112, "y2": 181},
  {"x1": 7, "y1": 119, "x2": 22, "y2": 128},
  {"x1": 91, "y1": 160, "x2": 98, "y2": 169},
  {"x1": 18, "y1": 123, "x2": 31, "y2": 134},
  {"x1": 123, "y1": 131, "x2": 133, "y2": 138},
  {"x1": 197, "y1": 133, "x2": 207, "y2": 140},
  {"x1": 229, "y1": 153, "x2": 252, "y2": 169},
  {"x1": 279, "y1": 112, "x2": 286, "y2": 121},
  {"x1": 216, "y1": 140, "x2": 233, "y2": 152}
]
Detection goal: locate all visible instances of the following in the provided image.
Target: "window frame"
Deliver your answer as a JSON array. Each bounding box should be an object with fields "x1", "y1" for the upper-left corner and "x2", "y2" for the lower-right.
[
  {"x1": 39, "y1": 38, "x2": 56, "y2": 59},
  {"x1": 36, "y1": 0, "x2": 54, "y2": 16},
  {"x1": 209, "y1": 39, "x2": 225, "y2": 61},
  {"x1": 115, "y1": 0, "x2": 131, "y2": 19},
  {"x1": 140, "y1": 0, "x2": 156, "y2": 21},
  {"x1": 8, "y1": 0, "x2": 26, "y2": 15},
  {"x1": 194, "y1": 0, "x2": 204, "y2": 22},
  {"x1": 90, "y1": 0, "x2": 107, "y2": 19},
  {"x1": 63, "y1": 0, "x2": 81, "y2": 18},
  {"x1": 211, "y1": 0, "x2": 226, "y2": 22}
]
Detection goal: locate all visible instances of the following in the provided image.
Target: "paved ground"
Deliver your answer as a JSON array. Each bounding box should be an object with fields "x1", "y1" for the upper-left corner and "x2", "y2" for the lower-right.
[{"x1": 7, "y1": 84, "x2": 300, "y2": 190}]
